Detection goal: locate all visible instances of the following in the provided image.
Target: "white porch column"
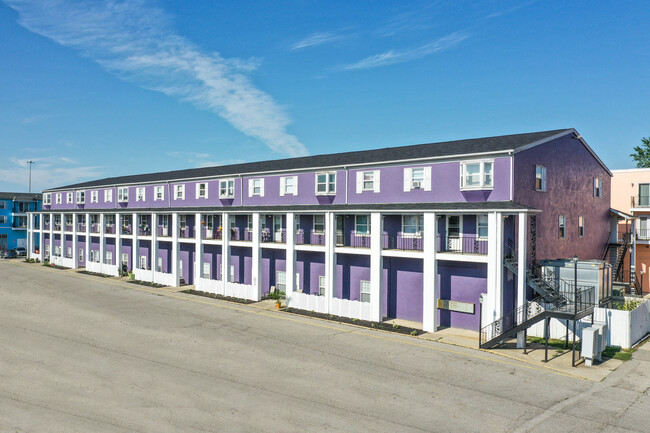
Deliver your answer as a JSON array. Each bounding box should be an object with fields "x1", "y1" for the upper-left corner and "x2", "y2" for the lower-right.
[
  {"x1": 194, "y1": 213, "x2": 203, "y2": 288},
  {"x1": 285, "y1": 213, "x2": 296, "y2": 304},
  {"x1": 59, "y1": 214, "x2": 65, "y2": 262},
  {"x1": 48, "y1": 213, "x2": 54, "y2": 260},
  {"x1": 251, "y1": 212, "x2": 262, "y2": 300},
  {"x1": 325, "y1": 212, "x2": 337, "y2": 313},
  {"x1": 485, "y1": 212, "x2": 504, "y2": 327},
  {"x1": 369, "y1": 212, "x2": 383, "y2": 322},
  {"x1": 38, "y1": 212, "x2": 44, "y2": 262},
  {"x1": 115, "y1": 214, "x2": 122, "y2": 273},
  {"x1": 516, "y1": 212, "x2": 528, "y2": 348},
  {"x1": 171, "y1": 212, "x2": 180, "y2": 286},
  {"x1": 151, "y1": 213, "x2": 158, "y2": 281},
  {"x1": 27, "y1": 213, "x2": 33, "y2": 259},
  {"x1": 85, "y1": 213, "x2": 90, "y2": 268},
  {"x1": 99, "y1": 213, "x2": 105, "y2": 269},
  {"x1": 423, "y1": 212, "x2": 438, "y2": 332},
  {"x1": 222, "y1": 212, "x2": 230, "y2": 293},
  {"x1": 132, "y1": 212, "x2": 139, "y2": 272},
  {"x1": 72, "y1": 213, "x2": 78, "y2": 269}
]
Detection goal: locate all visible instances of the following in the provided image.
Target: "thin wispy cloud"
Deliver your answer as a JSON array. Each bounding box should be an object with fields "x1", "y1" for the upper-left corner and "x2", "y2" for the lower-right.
[
  {"x1": 165, "y1": 151, "x2": 244, "y2": 168},
  {"x1": 4, "y1": 0, "x2": 308, "y2": 157},
  {"x1": 291, "y1": 31, "x2": 347, "y2": 50},
  {"x1": 482, "y1": 0, "x2": 537, "y2": 20},
  {"x1": 0, "y1": 157, "x2": 102, "y2": 192},
  {"x1": 336, "y1": 31, "x2": 469, "y2": 71}
]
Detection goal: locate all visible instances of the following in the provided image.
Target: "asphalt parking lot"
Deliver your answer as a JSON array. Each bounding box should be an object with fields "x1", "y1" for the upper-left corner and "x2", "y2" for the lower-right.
[{"x1": 1, "y1": 260, "x2": 648, "y2": 432}]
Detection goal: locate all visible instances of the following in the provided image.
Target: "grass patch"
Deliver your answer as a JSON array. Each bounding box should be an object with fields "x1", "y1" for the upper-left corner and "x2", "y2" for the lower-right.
[
  {"x1": 602, "y1": 346, "x2": 633, "y2": 361},
  {"x1": 527, "y1": 336, "x2": 579, "y2": 350}
]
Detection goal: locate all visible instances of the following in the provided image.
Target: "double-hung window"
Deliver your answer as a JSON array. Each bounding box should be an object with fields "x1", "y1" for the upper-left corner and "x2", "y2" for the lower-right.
[
  {"x1": 559, "y1": 215, "x2": 566, "y2": 238},
  {"x1": 55, "y1": 194, "x2": 62, "y2": 204},
  {"x1": 535, "y1": 166, "x2": 547, "y2": 191},
  {"x1": 196, "y1": 183, "x2": 208, "y2": 199},
  {"x1": 402, "y1": 215, "x2": 423, "y2": 235},
  {"x1": 280, "y1": 176, "x2": 298, "y2": 196},
  {"x1": 104, "y1": 189, "x2": 113, "y2": 202},
  {"x1": 76, "y1": 191, "x2": 85, "y2": 204},
  {"x1": 319, "y1": 275, "x2": 326, "y2": 296},
  {"x1": 219, "y1": 179, "x2": 234, "y2": 198},
  {"x1": 460, "y1": 160, "x2": 493, "y2": 189},
  {"x1": 136, "y1": 187, "x2": 145, "y2": 202},
  {"x1": 313, "y1": 215, "x2": 325, "y2": 233},
  {"x1": 356, "y1": 170, "x2": 381, "y2": 193},
  {"x1": 118, "y1": 187, "x2": 129, "y2": 202},
  {"x1": 355, "y1": 215, "x2": 370, "y2": 235},
  {"x1": 154, "y1": 186, "x2": 164, "y2": 201},
  {"x1": 91, "y1": 191, "x2": 98, "y2": 203},
  {"x1": 43, "y1": 193, "x2": 51, "y2": 205},
  {"x1": 66, "y1": 192, "x2": 73, "y2": 204},
  {"x1": 578, "y1": 216, "x2": 585, "y2": 237},
  {"x1": 249, "y1": 179, "x2": 264, "y2": 197},
  {"x1": 316, "y1": 172, "x2": 336, "y2": 195},
  {"x1": 593, "y1": 178, "x2": 602, "y2": 198},
  {"x1": 477, "y1": 215, "x2": 489, "y2": 239},
  {"x1": 403, "y1": 167, "x2": 431, "y2": 191},
  {"x1": 360, "y1": 280, "x2": 371, "y2": 303},
  {"x1": 174, "y1": 184, "x2": 185, "y2": 200}
]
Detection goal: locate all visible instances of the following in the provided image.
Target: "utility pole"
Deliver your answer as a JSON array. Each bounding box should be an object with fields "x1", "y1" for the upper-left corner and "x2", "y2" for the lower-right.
[{"x1": 27, "y1": 161, "x2": 35, "y2": 193}]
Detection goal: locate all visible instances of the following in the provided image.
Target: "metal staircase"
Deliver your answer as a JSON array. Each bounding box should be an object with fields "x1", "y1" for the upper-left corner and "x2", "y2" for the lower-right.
[{"x1": 479, "y1": 242, "x2": 595, "y2": 349}]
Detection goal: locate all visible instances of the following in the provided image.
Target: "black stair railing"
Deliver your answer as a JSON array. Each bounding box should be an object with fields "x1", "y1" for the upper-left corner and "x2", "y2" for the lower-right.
[{"x1": 479, "y1": 296, "x2": 546, "y2": 347}]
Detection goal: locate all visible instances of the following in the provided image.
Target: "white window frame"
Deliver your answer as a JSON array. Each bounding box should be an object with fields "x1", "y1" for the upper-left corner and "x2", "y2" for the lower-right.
[
  {"x1": 401, "y1": 214, "x2": 423, "y2": 235},
  {"x1": 355, "y1": 214, "x2": 370, "y2": 235},
  {"x1": 229, "y1": 264, "x2": 235, "y2": 283},
  {"x1": 157, "y1": 256, "x2": 163, "y2": 272},
  {"x1": 140, "y1": 255, "x2": 148, "y2": 270},
  {"x1": 319, "y1": 275, "x2": 326, "y2": 296},
  {"x1": 136, "y1": 187, "x2": 146, "y2": 202},
  {"x1": 79, "y1": 248, "x2": 84, "y2": 263},
  {"x1": 559, "y1": 215, "x2": 566, "y2": 239},
  {"x1": 594, "y1": 178, "x2": 602, "y2": 198},
  {"x1": 154, "y1": 186, "x2": 164, "y2": 201},
  {"x1": 276, "y1": 271, "x2": 286, "y2": 293},
  {"x1": 55, "y1": 193, "x2": 62, "y2": 204},
  {"x1": 356, "y1": 170, "x2": 381, "y2": 193},
  {"x1": 105, "y1": 251, "x2": 113, "y2": 265},
  {"x1": 196, "y1": 183, "x2": 208, "y2": 199},
  {"x1": 121, "y1": 253, "x2": 129, "y2": 266},
  {"x1": 313, "y1": 215, "x2": 325, "y2": 233},
  {"x1": 118, "y1": 187, "x2": 129, "y2": 202},
  {"x1": 202, "y1": 262, "x2": 211, "y2": 279},
  {"x1": 578, "y1": 216, "x2": 585, "y2": 237},
  {"x1": 219, "y1": 179, "x2": 235, "y2": 199},
  {"x1": 360, "y1": 280, "x2": 371, "y2": 303},
  {"x1": 535, "y1": 165, "x2": 547, "y2": 192},
  {"x1": 403, "y1": 167, "x2": 431, "y2": 191},
  {"x1": 90, "y1": 191, "x2": 98, "y2": 203},
  {"x1": 460, "y1": 160, "x2": 494, "y2": 190},
  {"x1": 315, "y1": 172, "x2": 336, "y2": 195},
  {"x1": 43, "y1": 193, "x2": 51, "y2": 205},
  {"x1": 76, "y1": 191, "x2": 85, "y2": 204},
  {"x1": 477, "y1": 214, "x2": 489, "y2": 239},
  {"x1": 248, "y1": 178, "x2": 265, "y2": 197},
  {"x1": 280, "y1": 176, "x2": 298, "y2": 196},
  {"x1": 66, "y1": 192, "x2": 73, "y2": 204},
  {"x1": 104, "y1": 189, "x2": 113, "y2": 202},
  {"x1": 174, "y1": 184, "x2": 185, "y2": 200}
]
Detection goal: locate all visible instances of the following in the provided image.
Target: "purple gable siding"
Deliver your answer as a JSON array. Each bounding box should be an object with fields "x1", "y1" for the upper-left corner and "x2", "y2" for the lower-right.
[{"x1": 513, "y1": 135, "x2": 610, "y2": 261}]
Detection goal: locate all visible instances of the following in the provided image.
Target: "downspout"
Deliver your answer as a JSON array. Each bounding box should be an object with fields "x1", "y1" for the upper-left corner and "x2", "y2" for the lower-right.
[
  {"x1": 344, "y1": 166, "x2": 349, "y2": 205},
  {"x1": 509, "y1": 151, "x2": 514, "y2": 201}
]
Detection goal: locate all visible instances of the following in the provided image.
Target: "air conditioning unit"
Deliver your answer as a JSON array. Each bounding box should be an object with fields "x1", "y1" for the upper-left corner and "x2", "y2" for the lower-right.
[{"x1": 412, "y1": 181, "x2": 422, "y2": 189}]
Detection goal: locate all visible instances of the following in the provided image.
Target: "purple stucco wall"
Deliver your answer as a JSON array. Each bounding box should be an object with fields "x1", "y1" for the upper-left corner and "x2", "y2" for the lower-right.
[
  {"x1": 383, "y1": 257, "x2": 424, "y2": 322},
  {"x1": 261, "y1": 249, "x2": 286, "y2": 295},
  {"x1": 105, "y1": 238, "x2": 116, "y2": 265},
  {"x1": 77, "y1": 237, "x2": 86, "y2": 266},
  {"x1": 296, "y1": 251, "x2": 325, "y2": 295},
  {"x1": 180, "y1": 244, "x2": 194, "y2": 284},
  {"x1": 438, "y1": 262, "x2": 487, "y2": 330},
  {"x1": 122, "y1": 239, "x2": 132, "y2": 271},
  {"x1": 139, "y1": 240, "x2": 151, "y2": 269},
  {"x1": 513, "y1": 134, "x2": 610, "y2": 261},
  {"x1": 335, "y1": 254, "x2": 370, "y2": 301}
]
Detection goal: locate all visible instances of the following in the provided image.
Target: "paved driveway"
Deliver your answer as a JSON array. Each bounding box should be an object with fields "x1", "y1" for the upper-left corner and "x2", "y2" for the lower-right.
[{"x1": 0, "y1": 261, "x2": 648, "y2": 432}]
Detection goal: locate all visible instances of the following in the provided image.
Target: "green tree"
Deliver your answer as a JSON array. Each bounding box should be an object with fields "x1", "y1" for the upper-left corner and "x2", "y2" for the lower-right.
[{"x1": 630, "y1": 137, "x2": 650, "y2": 168}]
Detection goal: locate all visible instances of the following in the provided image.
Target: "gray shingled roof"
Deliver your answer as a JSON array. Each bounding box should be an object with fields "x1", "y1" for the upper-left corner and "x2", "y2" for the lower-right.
[
  {"x1": 0, "y1": 192, "x2": 42, "y2": 201},
  {"x1": 51, "y1": 129, "x2": 572, "y2": 191}
]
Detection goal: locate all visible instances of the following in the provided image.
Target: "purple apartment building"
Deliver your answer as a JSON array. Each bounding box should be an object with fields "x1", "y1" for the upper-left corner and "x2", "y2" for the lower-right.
[{"x1": 27, "y1": 129, "x2": 611, "y2": 336}]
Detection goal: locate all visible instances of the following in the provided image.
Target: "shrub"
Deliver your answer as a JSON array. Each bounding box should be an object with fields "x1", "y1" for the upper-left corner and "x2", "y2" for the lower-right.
[{"x1": 612, "y1": 300, "x2": 641, "y2": 311}]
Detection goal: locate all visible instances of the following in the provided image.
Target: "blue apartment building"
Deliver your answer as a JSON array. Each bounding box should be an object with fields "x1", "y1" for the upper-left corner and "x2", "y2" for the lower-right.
[{"x1": 0, "y1": 192, "x2": 42, "y2": 251}]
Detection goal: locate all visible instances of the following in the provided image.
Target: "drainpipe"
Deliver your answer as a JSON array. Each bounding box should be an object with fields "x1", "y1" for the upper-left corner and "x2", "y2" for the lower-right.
[{"x1": 344, "y1": 167, "x2": 348, "y2": 205}]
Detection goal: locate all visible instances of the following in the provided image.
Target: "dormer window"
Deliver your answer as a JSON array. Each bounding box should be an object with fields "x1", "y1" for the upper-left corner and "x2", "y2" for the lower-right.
[
  {"x1": 316, "y1": 172, "x2": 336, "y2": 195},
  {"x1": 460, "y1": 160, "x2": 493, "y2": 190}
]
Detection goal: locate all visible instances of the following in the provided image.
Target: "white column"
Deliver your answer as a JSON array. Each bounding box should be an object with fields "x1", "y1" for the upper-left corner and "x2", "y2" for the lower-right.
[
  {"x1": 59, "y1": 213, "x2": 65, "y2": 264},
  {"x1": 132, "y1": 212, "x2": 139, "y2": 272},
  {"x1": 222, "y1": 212, "x2": 230, "y2": 293},
  {"x1": 151, "y1": 213, "x2": 158, "y2": 281},
  {"x1": 285, "y1": 213, "x2": 296, "y2": 305},
  {"x1": 171, "y1": 212, "x2": 179, "y2": 286},
  {"x1": 99, "y1": 213, "x2": 105, "y2": 269},
  {"x1": 369, "y1": 212, "x2": 383, "y2": 322},
  {"x1": 251, "y1": 212, "x2": 262, "y2": 300},
  {"x1": 195, "y1": 213, "x2": 203, "y2": 288},
  {"x1": 49, "y1": 213, "x2": 54, "y2": 261},
  {"x1": 38, "y1": 212, "x2": 44, "y2": 262},
  {"x1": 423, "y1": 212, "x2": 438, "y2": 332},
  {"x1": 115, "y1": 214, "x2": 122, "y2": 273},
  {"x1": 325, "y1": 212, "x2": 337, "y2": 313},
  {"x1": 516, "y1": 212, "x2": 528, "y2": 348},
  {"x1": 27, "y1": 213, "x2": 33, "y2": 259},
  {"x1": 485, "y1": 212, "x2": 504, "y2": 327},
  {"x1": 85, "y1": 213, "x2": 90, "y2": 268},
  {"x1": 72, "y1": 213, "x2": 78, "y2": 269}
]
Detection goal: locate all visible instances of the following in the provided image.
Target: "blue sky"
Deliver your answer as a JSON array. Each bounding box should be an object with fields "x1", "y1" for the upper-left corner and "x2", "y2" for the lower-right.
[{"x1": 0, "y1": 0, "x2": 648, "y2": 192}]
